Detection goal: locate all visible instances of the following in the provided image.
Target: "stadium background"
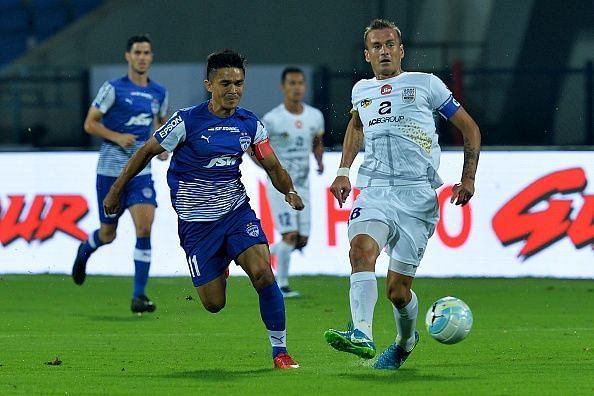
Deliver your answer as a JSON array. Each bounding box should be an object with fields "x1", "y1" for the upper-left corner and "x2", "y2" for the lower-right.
[
  {"x1": 1, "y1": 0, "x2": 592, "y2": 278},
  {"x1": 0, "y1": 1, "x2": 593, "y2": 394}
]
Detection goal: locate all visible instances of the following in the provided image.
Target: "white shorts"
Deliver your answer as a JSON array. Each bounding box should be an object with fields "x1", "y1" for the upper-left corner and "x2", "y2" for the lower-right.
[
  {"x1": 347, "y1": 185, "x2": 438, "y2": 270},
  {"x1": 265, "y1": 179, "x2": 311, "y2": 236}
]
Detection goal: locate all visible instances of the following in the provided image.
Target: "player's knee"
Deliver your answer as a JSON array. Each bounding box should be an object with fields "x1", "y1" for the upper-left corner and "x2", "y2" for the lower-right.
[
  {"x1": 201, "y1": 298, "x2": 226, "y2": 313},
  {"x1": 387, "y1": 284, "x2": 409, "y2": 309},
  {"x1": 349, "y1": 237, "x2": 378, "y2": 271},
  {"x1": 135, "y1": 225, "x2": 152, "y2": 238},
  {"x1": 250, "y1": 266, "x2": 275, "y2": 289}
]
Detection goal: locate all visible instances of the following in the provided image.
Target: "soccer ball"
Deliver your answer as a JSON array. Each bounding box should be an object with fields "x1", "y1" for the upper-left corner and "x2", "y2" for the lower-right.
[{"x1": 425, "y1": 296, "x2": 473, "y2": 344}]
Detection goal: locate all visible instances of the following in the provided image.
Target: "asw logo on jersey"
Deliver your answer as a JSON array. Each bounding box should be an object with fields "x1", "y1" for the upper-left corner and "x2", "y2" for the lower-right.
[
  {"x1": 204, "y1": 155, "x2": 238, "y2": 168},
  {"x1": 492, "y1": 168, "x2": 594, "y2": 258},
  {"x1": 0, "y1": 194, "x2": 88, "y2": 246},
  {"x1": 125, "y1": 113, "x2": 152, "y2": 126}
]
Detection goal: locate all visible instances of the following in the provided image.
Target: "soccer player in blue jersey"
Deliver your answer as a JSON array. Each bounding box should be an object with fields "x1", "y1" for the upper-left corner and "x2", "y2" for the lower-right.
[
  {"x1": 72, "y1": 35, "x2": 169, "y2": 314},
  {"x1": 324, "y1": 19, "x2": 481, "y2": 369},
  {"x1": 103, "y1": 50, "x2": 302, "y2": 369}
]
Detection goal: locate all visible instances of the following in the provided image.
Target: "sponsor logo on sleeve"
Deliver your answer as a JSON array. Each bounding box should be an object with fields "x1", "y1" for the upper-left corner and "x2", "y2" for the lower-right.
[{"x1": 157, "y1": 114, "x2": 183, "y2": 138}]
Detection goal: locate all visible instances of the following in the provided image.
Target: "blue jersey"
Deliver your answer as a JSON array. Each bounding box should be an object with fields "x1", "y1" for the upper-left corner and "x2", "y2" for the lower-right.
[
  {"x1": 154, "y1": 101, "x2": 268, "y2": 222},
  {"x1": 93, "y1": 75, "x2": 168, "y2": 177}
]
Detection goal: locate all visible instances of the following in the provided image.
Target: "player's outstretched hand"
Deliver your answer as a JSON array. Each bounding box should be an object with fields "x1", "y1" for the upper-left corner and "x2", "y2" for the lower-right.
[
  {"x1": 116, "y1": 133, "x2": 137, "y2": 149},
  {"x1": 103, "y1": 188, "x2": 121, "y2": 218},
  {"x1": 330, "y1": 176, "x2": 351, "y2": 208},
  {"x1": 285, "y1": 191, "x2": 304, "y2": 211},
  {"x1": 450, "y1": 180, "x2": 475, "y2": 206}
]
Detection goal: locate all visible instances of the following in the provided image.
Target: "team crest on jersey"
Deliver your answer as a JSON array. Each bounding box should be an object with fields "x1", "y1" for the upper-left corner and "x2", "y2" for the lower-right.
[
  {"x1": 380, "y1": 84, "x2": 392, "y2": 95},
  {"x1": 360, "y1": 98, "x2": 372, "y2": 108},
  {"x1": 142, "y1": 188, "x2": 153, "y2": 199},
  {"x1": 402, "y1": 87, "x2": 416, "y2": 104},
  {"x1": 151, "y1": 99, "x2": 160, "y2": 114},
  {"x1": 239, "y1": 135, "x2": 251, "y2": 151},
  {"x1": 246, "y1": 222, "x2": 260, "y2": 237}
]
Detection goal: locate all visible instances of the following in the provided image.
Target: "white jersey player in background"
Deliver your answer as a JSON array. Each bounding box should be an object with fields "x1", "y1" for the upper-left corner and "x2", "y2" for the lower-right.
[
  {"x1": 324, "y1": 19, "x2": 481, "y2": 369},
  {"x1": 261, "y1": 67, "x2": 324, "y2": 298}
]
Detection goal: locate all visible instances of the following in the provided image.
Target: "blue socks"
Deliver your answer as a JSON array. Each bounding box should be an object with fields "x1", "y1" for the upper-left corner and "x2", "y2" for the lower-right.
[
  {"x1": 257, "y1": 281, "x2": 287, "y2": 357},
  {"x1": 133, "y1": 237, "x2": 151, "y2": 298},
  {"x1": 79, "y1": 230, "x2": 103, "y2": 257}
]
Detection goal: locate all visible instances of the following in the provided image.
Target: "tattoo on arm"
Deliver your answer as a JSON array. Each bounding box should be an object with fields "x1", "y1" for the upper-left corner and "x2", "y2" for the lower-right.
[{"x1": 462, "y1": 136, "x2": 480, "y2": 181}]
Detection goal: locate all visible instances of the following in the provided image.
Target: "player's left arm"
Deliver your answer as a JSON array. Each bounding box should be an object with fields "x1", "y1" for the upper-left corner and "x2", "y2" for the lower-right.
[
  {"x1": 253, "y1": 139, "x2": 304, "y2": 211},
  {"x1": 448, "y1": 107, "x2": 481, "y2": 206},
  {"x1": 313, "y1": 133, "x2": 324, "y2": 174},
  {"x1": 104, "y1": 137, "x2": 165, "y2": 215},
  {"x1": 155, "y1": 92, "x2": 170, "y2": 161}
]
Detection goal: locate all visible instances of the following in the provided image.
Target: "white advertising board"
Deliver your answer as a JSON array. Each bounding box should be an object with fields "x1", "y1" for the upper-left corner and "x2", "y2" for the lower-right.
[{"x1": 1, "y1": 151, "x2": 592, "y2": 278}]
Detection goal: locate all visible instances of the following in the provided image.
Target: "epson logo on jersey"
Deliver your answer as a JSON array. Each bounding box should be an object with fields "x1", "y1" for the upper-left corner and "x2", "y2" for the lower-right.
[
  {"x1": 205, "y1": 155, "x2": 237, "y2": 168},
  {"x1": 158, "y1": 115, "x2": 183, "y2": 138},
  {"x1": 368, "y1": 115, "x2": 405, "y2": 127},
  {"x1": 125, "y1": 113, "x2": 152, "y2": 126}
]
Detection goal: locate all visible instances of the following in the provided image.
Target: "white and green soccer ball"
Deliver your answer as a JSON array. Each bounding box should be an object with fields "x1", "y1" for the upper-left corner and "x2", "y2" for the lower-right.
[{"x1": 425, "y1": 296, "x2": 473, "y2": 344}]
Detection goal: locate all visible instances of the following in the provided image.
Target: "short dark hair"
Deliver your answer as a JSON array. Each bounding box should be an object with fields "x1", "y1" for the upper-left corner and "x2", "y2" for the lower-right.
[
  {"x1": 363, "y1": 19, "x2": 402, "y2": 48},
  {"x1": 126, "y1": 35, "x2": 152, "y2": 52},
  {"x1": 206, "y1": 49, "x2": 246, "y2": 80},
  {"x1": 281, "y1": 67, "x2": 304, "y2": 83}
]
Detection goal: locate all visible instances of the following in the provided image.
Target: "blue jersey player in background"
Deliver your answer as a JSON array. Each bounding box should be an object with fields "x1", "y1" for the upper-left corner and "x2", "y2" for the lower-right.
[
  {"x1": 103, "y1": 50, "x2": 302, "y2": 369},
  {"x1": 72, "y1": 35, "x2": 169, "y2": 314}
]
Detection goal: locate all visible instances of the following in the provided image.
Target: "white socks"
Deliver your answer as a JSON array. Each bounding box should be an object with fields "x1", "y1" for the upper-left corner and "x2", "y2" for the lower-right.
[
  {"x1": 272, "y1": 241, "x2": 294, "y2": 288},
  {"x1": 393, "y1": 289, "x2": 418, "y2": 351},
  {"x1": 349, "y1": 271, "x2": 378, "y2": 340}
]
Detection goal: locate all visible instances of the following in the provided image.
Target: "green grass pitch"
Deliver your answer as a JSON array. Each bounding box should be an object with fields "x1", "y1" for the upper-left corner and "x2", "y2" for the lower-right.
[{"x1": 1, "y1": 275, "x2": 593, "y2": 395}]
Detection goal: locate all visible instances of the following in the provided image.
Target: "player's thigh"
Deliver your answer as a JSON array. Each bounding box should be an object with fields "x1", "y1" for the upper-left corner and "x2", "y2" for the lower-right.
[
  {"x1": 348, "y1": 187, "x2": 395, "y2": 243},
  {"x1": 235, "y1": 243, "x2": 274, "y2": 288},
  {"x1": 96, "y1": 175, "x2": 125, "y2": 225},
  {"x1": 387, "y1": 187, "x2": 438, "y2": 266},
  {"x1": 179, "y1": 219, "x2": 230, "y2": 289}
]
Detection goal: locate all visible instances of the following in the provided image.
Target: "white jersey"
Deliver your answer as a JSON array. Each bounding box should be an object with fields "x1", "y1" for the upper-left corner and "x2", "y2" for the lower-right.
[
  {"x1": 351, "y1": 72, "x2": 460, "y2": 189},
  {"x1": 262, "y1": 103, "x2": 324, "y2": 186}
]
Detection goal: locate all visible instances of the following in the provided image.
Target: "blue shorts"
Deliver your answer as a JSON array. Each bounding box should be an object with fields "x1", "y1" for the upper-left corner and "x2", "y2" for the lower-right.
[
  {"x1": 178, "y1": 203, "x2": 268, "y2": 287},
  {"x1": 96, "y1": 174, "x2": 157, "y2": 224}
]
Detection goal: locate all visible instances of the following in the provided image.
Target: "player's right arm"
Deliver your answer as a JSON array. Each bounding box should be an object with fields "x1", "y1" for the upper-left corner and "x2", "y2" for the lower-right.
[
  {"x1": 103, "y1": 137, "x2": 165, "y2": 216},
  {"x1": 330, "y1": 111, "x2": 364, "y2": 208}
]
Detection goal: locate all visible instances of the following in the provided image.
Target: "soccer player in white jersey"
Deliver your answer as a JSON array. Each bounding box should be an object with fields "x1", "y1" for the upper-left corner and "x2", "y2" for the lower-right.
[
  {"x1": 72, "y1": 35, "x2": 169, "y2": 314},
  {"x1": 262, "y1": 67, "x2": 325, "y2": 298},
  {"x1": 324, "y1": 19, "x2": 481, "y2": 369},
  {"x1": 103, "y1": 50, "x2": 302, "y2": 369}
]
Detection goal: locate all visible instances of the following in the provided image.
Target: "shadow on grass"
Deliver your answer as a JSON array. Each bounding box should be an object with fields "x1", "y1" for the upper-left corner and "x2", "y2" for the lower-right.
[
  {"x1": 80, "y1": 314, "x2": 155, "y2": 322},
  {"x1": 337, "y1": 368, "x2": 477, "y2": 383},
  {"x1": 164, "y1": 368, "x2": 273, "y2": 381}
]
